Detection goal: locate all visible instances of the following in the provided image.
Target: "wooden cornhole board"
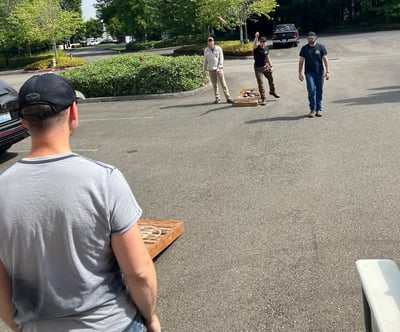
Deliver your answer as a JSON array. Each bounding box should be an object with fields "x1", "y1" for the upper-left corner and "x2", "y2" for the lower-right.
[
  {"x1": 138, "y1": 219, "x2": 184, "y2": 259},
  {"x1": 233, "y1": 88, "x2": 260, "y2": 107}
]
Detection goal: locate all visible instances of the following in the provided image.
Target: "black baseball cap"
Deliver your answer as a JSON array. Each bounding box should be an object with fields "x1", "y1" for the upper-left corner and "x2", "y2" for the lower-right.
[
  {"x1": 308, "y1": 31, "x2": 317, "y2": 37},
  {"x1": 19, "y1": 74, "x2": 84, "y2": 120},
  {"x1": 259, "y1": 36, "x2": 267, "y2": 42}
]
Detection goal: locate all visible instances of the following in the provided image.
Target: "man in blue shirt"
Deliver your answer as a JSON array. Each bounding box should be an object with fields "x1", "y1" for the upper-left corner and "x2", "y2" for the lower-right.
[{"x1": 299, "y1": 31, "x2": 330, "y2": 118}]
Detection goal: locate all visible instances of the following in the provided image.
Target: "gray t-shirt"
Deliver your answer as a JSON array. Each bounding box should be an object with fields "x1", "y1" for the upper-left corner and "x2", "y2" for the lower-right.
[{"x1": 0, "y1": 153, "x2": 142, "y2": 331}]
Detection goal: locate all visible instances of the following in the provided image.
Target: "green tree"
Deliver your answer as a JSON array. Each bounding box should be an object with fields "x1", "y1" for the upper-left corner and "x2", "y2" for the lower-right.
[
  {"x1": 156, "y1": 0, "x2": 201, "y2": 37},
  {"x1": 360, "y1": 0, "x2": 400, "y2": 23},
  {"x1": 196, "y1": 0, "x2": 278, "y2": 43},
  {"x1": 96, "y1": 0, "x2": 158, "y2": 41},
  {"x1": 60, "y1": 0, "x2": 82, "y2": 13},
  {"x1": 85, "y1": 18, "x2": 103, "y2": 38},
  {"x1": 6, "y1": 0, "x2": 83, "y2": 58}
]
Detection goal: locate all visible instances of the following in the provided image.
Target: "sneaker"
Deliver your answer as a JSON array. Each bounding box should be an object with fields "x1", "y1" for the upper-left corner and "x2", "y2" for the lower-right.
[
  {"x1": 316, "y1": 111, "x2": 322, "y2": 117},
  {"x1": 309, "y1": 111, "x2": 316, "y2": 118},
  {"x1": 227, "y1": 98, "x2": 233, "y2": 103},
  {"x1": 213, "y1": 98, "x2": 221, "y2": 104},
  {"x1": 269, "y1": 92, "x2": 280, "y2": 98},
  {"x1": 260, "y1": 100, "x2": 267, "y2": 106}
]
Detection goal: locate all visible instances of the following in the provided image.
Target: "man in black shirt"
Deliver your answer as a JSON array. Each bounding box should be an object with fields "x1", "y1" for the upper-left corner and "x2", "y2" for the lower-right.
[{"x1": 253, "y1": 32, "x2": 280, "y2": 106}]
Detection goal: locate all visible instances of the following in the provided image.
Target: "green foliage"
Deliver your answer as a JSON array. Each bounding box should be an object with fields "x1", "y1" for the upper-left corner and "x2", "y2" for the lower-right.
[
  {"x1": 85, "y1": 18, "x2": 103, "y2": 38},
  {"x1": 23, "y1": 56, "x2": 86, "y2": 70},
  {"x1": 0, "y1": 51, "x2": 67, "y2": 69},
  {"x1": 98, "y1": 0, "x2": 159, "y2": 41},
  {"x1": 2, "y1": 0, "x2": 83, "y2": 59},
  {"x1": 125, "y1": 41, "x2": 155, "y2": 52},
  {"x1": 125, "y1": 34, "x2": 208, "y2": 52},
  {"x1": 156, "y1": 0, "x2": 201, "y2": 37},
  {"x1": 61, "y1": 54, "x2": 205, "y2": 97},
  {"x1": 60, "y1": 0, "x2": 82, "y2": 13},
  {"x1": 174, "y1": 40, "x2": 253, "y2": 56}
]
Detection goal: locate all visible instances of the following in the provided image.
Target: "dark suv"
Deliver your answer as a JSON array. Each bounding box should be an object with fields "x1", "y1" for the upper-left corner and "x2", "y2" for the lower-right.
[
  {"x1": 272, "y1": 24, "x2": 300, "y2": 48},
  {"x1": 0, "y1": 79, "x2": 29, "y2": 153}
]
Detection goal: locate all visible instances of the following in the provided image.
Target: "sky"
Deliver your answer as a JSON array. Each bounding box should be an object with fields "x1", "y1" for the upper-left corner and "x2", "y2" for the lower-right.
[{"x1": 81, "y1": 0, "x2": 96, "y2": 21}]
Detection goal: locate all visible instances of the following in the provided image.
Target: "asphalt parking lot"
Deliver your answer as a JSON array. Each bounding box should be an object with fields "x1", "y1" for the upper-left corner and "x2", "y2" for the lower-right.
[{"x1": 1, "y1": 30, "x2": 400, "y2": 331}]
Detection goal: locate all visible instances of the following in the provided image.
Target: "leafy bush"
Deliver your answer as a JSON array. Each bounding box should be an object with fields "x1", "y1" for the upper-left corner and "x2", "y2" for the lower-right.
[
  {"x1": 174, "y1": 40, "x2": 253, "y2": 56},
  {"x1": 0, "y1": 51, "x2": 68, "y2": 69},
  {"x1": 61, "y1": 54, "x2": 205, "y2": 97},
  {"x1": 23, "y1": 56, "x2": 86, "y2": 71},
  {"x1": 125, "y1": 34, "x2": 207, "y2": 52},
  {"x1": 125, "y1": 41, "x2": 155, "y2": 52}
]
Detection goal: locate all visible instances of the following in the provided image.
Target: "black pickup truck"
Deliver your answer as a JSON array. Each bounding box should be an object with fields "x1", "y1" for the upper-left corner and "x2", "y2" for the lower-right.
[{"x1": 271, "y1": 24, "x2": 300, "y2": 48}]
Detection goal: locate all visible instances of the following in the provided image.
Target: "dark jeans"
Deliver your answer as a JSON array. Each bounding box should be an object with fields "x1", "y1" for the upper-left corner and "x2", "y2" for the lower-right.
[
  {"x1": 254, "y1": 66, "x2": 276, "y2": 101},
  {"x1": 305, "y1": 72, "x2": 324, "y2": 112}
]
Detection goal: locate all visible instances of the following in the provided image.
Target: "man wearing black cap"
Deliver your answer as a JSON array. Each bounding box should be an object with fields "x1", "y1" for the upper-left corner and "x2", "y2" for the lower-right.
[
  {"x1": 0, "y1": 73, "x2": 160, "y2": 332},
  {"x1": 253, "y1": 31, "x2": 280, "y2": 106},
  {"x1": 299, "y1": 31, "x2": 330, "y2": 118}
]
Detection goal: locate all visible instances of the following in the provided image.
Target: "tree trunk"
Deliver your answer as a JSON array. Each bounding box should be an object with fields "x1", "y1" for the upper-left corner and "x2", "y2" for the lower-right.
[
  {"x1": 52, "y1": 37, "x2": 58, "y2": 59},
  {"x1": 244, "y1": 22, "x2": 249, "y2": 43}
]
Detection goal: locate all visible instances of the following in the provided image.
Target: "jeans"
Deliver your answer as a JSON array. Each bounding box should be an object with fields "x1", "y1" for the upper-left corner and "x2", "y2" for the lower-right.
[
  {"x1": 122, "y1": 312, "x2": 147, "y2": 332},
  {"x1": 305, "y1": 72, "x2": 324, "y2": 112}
]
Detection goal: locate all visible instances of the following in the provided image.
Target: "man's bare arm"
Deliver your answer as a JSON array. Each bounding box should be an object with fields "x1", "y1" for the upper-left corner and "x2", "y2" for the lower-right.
[
  {"x1": 0, "y1": 261, "x2": 18, "y2": 331},
  {"x1": 298, "y1": 57, "x2": 305, "y2": 81},
  {"x1": 322, "y1": 55, "x2": 330, "y2": 79},
  {"x1": 111, "y1": 223, "x2": 160, "y2": 332},
  {"x1": 253, "y1": 32, "x2": 259, "y2": 49}
]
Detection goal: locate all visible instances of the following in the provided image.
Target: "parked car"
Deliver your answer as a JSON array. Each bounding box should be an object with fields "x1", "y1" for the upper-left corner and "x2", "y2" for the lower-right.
[
  {"x1": 271, "y1": 24, "x2": 300, "y2": 48},
  {"x1": 0, "y1": 79, "x2": 29, "y2": 153},
  {"x1": 86, "y1": 38, "x2": 102, "y2": 46}
]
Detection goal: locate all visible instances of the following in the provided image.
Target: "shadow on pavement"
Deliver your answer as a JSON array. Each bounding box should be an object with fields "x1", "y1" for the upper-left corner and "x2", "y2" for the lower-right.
[
  {"x1": 333, "y1": 86, "x2": 400, "y2": 106},
  {"x1": 245, "y1": 114, "x2": 309, "y2": 123},
  {"x1": 160, "y1": 102, "x2": 212, "y2": 109},
  {"x1": 0, "y1": 151, "x2": 19, "y2": 164},
  {"x1": 200, "y1": 105, "x2": 234, "y2": 116}
]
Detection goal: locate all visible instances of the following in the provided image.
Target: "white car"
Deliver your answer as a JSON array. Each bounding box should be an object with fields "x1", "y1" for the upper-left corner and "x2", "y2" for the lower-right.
[{"x1": 86, "y1": 38, "x2": 101, "y2": 46}]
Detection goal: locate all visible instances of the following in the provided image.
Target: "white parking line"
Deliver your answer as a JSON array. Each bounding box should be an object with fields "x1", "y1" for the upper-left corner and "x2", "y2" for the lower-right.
[{"x1": 80, "y1": 116, "x2": 155, "y2": 122}]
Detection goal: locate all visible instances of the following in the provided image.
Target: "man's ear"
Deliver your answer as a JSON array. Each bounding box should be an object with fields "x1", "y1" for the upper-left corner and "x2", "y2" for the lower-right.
[
  {"x1": 68, "y1": 102, "x2": 79, "y2": 133},
  {"x1": 69, "y1": 102, "x2": 78, "y2": 120},
  {"x1": 20, "y1": 118, "x2": 28, "y2": 129}
]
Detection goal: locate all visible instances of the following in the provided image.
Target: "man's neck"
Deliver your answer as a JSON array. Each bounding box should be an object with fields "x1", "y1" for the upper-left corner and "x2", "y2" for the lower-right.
[
  {"x1": 27, "y1": 147, "x2": 72, "y2": 158},
  {"x1": 28, "y1": 135, "x2": 72, "y2": 158}
]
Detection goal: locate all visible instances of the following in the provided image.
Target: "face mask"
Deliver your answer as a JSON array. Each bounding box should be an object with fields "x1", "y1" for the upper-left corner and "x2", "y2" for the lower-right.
[{"x1": 308, "y1": 36, "x2": 316, "y2": 43}]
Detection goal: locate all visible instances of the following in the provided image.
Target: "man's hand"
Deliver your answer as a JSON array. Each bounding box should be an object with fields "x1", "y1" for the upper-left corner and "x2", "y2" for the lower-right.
[
  {"x1": 299, "y1": 73, "x2": 304, "y2": 81},
  {"x1": 146, "y1": 314, "x2": 161, "y2": 332}
]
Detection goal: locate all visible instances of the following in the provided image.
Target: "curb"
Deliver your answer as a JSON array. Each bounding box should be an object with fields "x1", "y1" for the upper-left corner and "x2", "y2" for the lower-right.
[{"x1": 79, "y1": 83, "x2": 211, "y2": 104}]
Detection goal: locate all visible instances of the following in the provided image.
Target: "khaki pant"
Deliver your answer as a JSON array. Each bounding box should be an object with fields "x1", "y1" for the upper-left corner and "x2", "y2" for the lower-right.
[{"x1": 209, "y1": 69, "x2": 231, "y2": 101}]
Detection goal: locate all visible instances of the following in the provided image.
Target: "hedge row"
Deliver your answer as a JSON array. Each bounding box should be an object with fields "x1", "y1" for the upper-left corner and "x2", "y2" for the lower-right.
[
  {"x1": 0, "y1": 51, "x2": 68, "y2": 69},
  {"x1": 24, "y1": 57, "x2": 86, "y2": 70},
  {"x1": 174, "y1": 40, "x2": 254, "y2": 56},
  {"x1": 61, "y1": 54, "x2": 205, "y2": 97}
]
